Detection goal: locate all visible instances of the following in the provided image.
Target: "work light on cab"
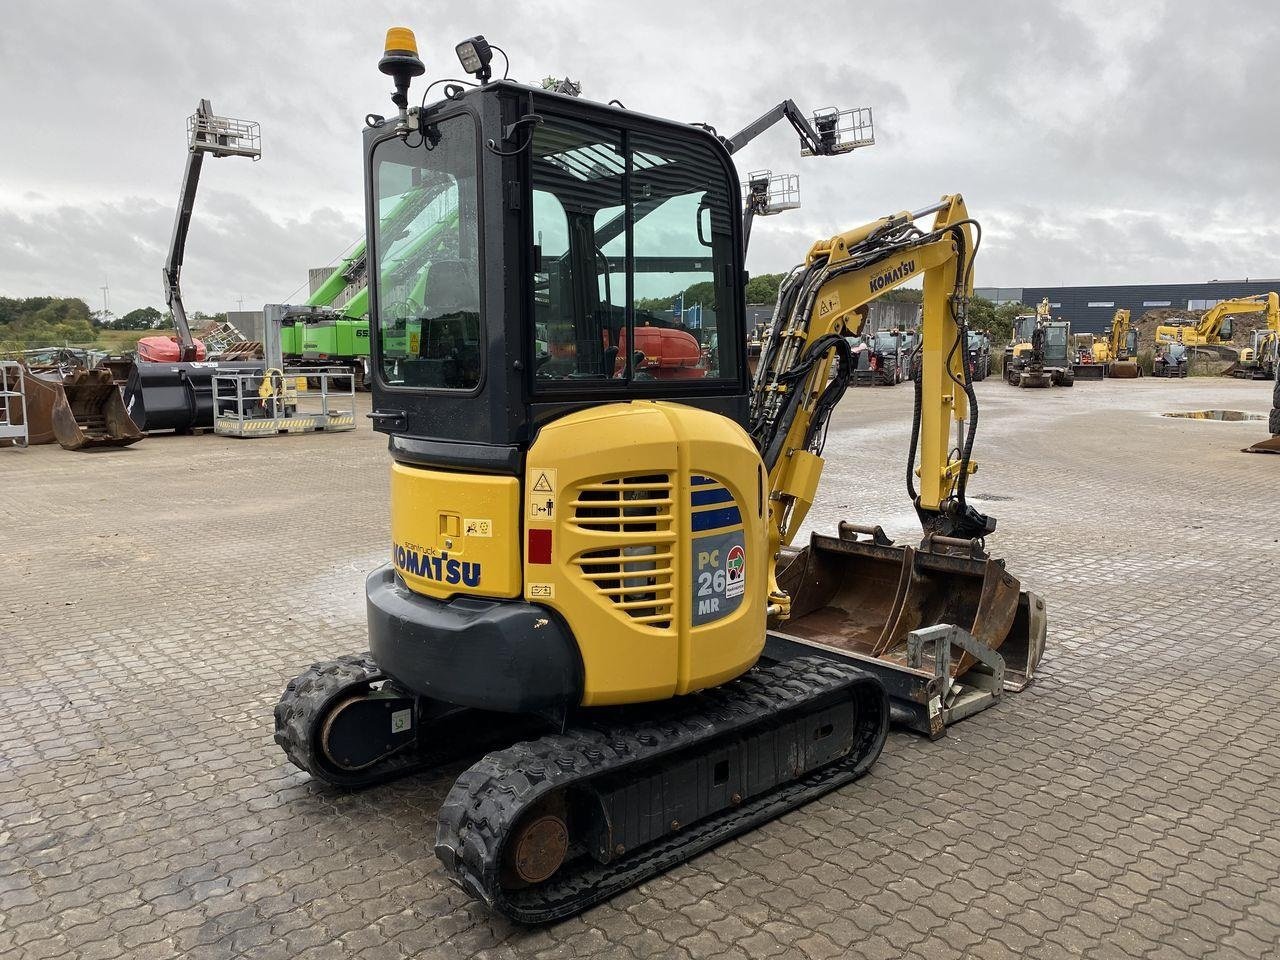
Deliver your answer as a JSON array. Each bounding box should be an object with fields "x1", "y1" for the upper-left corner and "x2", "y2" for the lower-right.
[{"x1": 455, "y1": 35, "x2": 493, "y2": 82}]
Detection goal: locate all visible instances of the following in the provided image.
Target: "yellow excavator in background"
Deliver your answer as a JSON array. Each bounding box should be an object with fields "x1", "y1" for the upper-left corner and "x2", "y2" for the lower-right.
[
  {"x1": 1155, "y1": 293, "x2": 1278, "y2": 358},
  {"x1": 1005, "y1": 298, "x2": 1073, "y2": 387},
  {"x1": 1090, "y1": 308, "x2": 1141, "y2": 378},
  {"x1": 275, "y1": 27, "x2": 1045, "y2": 923}
]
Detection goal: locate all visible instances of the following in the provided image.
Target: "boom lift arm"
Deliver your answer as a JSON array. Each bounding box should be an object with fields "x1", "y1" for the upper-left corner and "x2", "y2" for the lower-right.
[
  {"x1": 725, "y1": 100, "x2": 874, "y2": 157},
  {"x1": 749, "y1": 196, "x2": 986, "y2": 614},
  {"x1": 161, "y1": 100, "x2": 261, "y2": 361}
]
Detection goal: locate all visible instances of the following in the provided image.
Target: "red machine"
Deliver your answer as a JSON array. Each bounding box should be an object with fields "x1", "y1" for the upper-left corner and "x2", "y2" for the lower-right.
[
  {"x1": 615, "y1": 325, "x2": 706, "y2": 379},
  {"x1": 135, "y1": 335, "x2": 208, "y2": 363}
]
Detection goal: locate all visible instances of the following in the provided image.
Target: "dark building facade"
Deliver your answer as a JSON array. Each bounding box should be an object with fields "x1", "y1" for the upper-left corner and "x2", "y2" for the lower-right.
[{"x1": 975, "y1": 280, "x2": 1280, "y2": 335}]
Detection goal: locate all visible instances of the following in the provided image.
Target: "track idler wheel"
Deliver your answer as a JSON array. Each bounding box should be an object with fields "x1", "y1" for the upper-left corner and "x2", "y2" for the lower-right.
[{"x1": 274, "y1": 653, "x2": 419, "y2": 788}]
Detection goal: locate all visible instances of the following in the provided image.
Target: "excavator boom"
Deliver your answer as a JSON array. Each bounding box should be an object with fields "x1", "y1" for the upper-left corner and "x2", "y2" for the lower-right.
[{"x1": 749, "y1": 196, "x2": 1043, "y2": 721}]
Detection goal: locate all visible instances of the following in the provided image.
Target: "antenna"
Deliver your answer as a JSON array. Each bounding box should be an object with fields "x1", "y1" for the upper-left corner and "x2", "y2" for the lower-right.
[{"x1": 100, "y1": 281, "x2": 110, "y2": 315}]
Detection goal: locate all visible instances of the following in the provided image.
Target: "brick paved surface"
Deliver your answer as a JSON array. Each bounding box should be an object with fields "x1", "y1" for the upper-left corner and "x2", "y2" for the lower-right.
[{"x1": 2, "y1": 379, "x2": 1278, "y2": 959}]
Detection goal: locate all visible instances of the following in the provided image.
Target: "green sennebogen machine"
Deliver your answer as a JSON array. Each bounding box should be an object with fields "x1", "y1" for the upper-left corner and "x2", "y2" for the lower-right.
[{"x1": 281, "y1": 192, "x2": 460, "y2": 386}]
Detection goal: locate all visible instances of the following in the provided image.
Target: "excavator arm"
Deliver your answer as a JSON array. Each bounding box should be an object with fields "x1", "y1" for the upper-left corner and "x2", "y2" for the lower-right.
[
  {"x1": 750, "y1": 195, "x2": 984, "y2": 615},
  {"x1": 1110, "y1": 309, "x2": 1131, "y2": 360}
]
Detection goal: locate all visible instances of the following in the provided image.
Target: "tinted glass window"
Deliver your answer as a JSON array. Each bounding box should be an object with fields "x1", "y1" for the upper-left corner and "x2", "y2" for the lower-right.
[
  {"x1": 529, "y1": 118, "x2": 738, "y2": 390},
  {"x1": 629, "y1": 131, "x2": 737, "y2": 381},
  {"x1": 529, "y1": 119, "x2": 625, "y2": 383},
  {"x1": 372, "y1": 114, "x2": 481, "y2": 390}
]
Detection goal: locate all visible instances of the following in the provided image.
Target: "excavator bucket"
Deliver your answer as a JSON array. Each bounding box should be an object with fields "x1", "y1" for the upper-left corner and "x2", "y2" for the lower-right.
[
  {"x1": 1018, "y1": 370, "x2": 1051, "y2": 388},
  {"x1": 1244, "y1": 435, "x2": 1280, "y2": 454},
  {"x1": 11, "y1": 369, "x2": 60, "y2": 445},
  {"x1": 123, "y1": 360, "x2": 263, "y2": 433},
  {"x1": 1071, "y1": 363, "x2": 1106, "y2": 381},
  {"x1": 769, "y1": 525, "x2": 1046, "y2": 736},
  {"x1": 49, "y1": 368, "x2": 144, "y2": 450},
  {"x1": 1108, "y1": 361, "x2": 1140, "y2": 378}
]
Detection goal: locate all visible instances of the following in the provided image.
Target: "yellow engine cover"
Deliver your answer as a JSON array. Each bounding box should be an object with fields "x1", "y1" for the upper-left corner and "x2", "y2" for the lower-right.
[
  {"x1": 389, "y1": 462, "x2": 522, "y2": 600},
  {"x1": 524, "y1": 401, "x2": 768, "y2": 706}
]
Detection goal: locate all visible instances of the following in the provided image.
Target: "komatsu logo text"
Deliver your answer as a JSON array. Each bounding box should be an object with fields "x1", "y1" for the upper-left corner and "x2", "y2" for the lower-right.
[
  {"x1": 869, "y1": 259, "x2": 915, "y2": 292},
  {"x1": 394, "y1": 542, "x2": 481, "y2": 587}
]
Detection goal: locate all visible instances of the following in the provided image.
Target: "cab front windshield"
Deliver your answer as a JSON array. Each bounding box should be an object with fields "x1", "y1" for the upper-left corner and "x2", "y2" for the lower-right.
[{"x1": 372, "y1": 114, "x2": 481, "y2": 390}]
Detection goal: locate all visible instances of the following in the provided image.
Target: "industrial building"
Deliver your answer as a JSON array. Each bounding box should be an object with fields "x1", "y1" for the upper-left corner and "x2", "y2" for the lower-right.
[{"x1": 976, "y1": 280, "x2": 1280, "y2": 335}]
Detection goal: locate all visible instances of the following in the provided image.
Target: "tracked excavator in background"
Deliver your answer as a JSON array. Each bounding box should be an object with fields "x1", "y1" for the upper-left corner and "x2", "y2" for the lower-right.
[
  {"x1": 1085, "y1": 308, "x2": 1140, "y2": 378},
  {"x1": 1154, "y1": 293, "x2": 1276, "y2": 362},
  {"x1": 274, "y1": 28, "x2": 1046, "y2": 923}
]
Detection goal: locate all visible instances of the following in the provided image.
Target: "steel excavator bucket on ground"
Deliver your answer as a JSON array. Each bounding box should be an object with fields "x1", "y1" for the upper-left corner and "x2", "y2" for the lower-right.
[
  {"x1": 1109, "y1": 361, "x2": 1140, "y2": 378},
  {"x1": 767, "y1": 523, "x2": 1046, "y2": 737},
  {"x1": 123, "y1": 360, "x2": 263, "y2": 433},
  {"x1": 50, "y1": 368, "x2": 144, "y2": 450},
  {"x1": 1244, "y1": 435, "x2": 1280, "y2": 454},
  {"x1": 10, "y1": 369, "x2": 59, "y2": 445},
  {"x1": 1072, "y1": 363, "x2": 1106, "y2": 381},
  {"x1": 1018, "y1": 370, "x2": 1051, "y2": 387}
]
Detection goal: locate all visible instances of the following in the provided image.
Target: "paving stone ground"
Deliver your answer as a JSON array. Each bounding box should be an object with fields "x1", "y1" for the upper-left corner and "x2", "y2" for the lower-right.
[{"x1": 2, "y1": 377, "x2": 1278, "y2": 960}]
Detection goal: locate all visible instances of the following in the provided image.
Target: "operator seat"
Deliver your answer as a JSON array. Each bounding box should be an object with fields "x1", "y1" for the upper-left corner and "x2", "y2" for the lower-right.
[{"x1": 413, "y1": 259, "x2": 480, "y2": 388}]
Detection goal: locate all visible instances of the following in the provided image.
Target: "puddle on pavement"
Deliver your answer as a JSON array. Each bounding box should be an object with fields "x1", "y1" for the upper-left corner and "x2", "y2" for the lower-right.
[{"x1": 1162, "y1": 410, "x2": 1265, "y2": 422}]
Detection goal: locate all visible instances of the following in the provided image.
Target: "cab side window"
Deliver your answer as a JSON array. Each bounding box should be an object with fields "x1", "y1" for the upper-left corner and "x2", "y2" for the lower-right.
[{"x1": 529, "y1": 118, "x2": 739, "y2": 390}]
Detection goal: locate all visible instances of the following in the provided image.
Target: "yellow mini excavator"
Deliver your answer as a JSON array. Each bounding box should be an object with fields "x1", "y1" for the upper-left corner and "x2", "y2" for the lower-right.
[{"x1": 275, "y1": 28, "x2": 1046, "y2": 923}]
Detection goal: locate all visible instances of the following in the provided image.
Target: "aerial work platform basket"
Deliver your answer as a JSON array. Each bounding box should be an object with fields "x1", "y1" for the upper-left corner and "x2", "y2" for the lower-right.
[{"x1": 188, "y1": 103, "x2": 261, "y2": 159}]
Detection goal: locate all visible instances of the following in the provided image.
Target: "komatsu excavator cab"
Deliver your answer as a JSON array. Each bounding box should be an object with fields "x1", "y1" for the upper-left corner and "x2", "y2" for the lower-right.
[{"x1": 361, "y1": 74, "x2": 767, "y2": 714}]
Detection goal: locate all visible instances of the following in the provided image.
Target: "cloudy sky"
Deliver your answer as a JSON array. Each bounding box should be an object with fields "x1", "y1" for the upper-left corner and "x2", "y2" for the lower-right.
[{"x1": 2, "y1": 0, "x2": 1278, "y2": 315}]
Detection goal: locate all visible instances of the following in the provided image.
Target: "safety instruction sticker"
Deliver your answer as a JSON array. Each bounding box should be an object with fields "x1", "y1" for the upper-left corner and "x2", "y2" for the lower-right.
[
  {"x1": 529, "y1": 468, "x2": 557, "y2": 521},
  {"x1": 692, "y1": 530, "x2": 747, "y2": 626},
  {"x1": 528, "y1": 582, "x2": 555, "y2": 600},
  {"x1": 464, "y1": 518, "x2": 492, "y2": 538},
  {"x1": 816, "y1": 290, "x2": 842, "y2": 320}
]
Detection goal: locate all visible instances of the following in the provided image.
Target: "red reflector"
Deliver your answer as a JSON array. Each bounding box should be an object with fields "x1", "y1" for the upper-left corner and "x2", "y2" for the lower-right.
[{"x1": 528, "y1": 528, "x2": 552, "y2": 564}]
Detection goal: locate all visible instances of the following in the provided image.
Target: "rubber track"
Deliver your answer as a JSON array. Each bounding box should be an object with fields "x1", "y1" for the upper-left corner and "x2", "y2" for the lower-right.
[
  {"x1": 435, "y1": 656, "x2": 888, "y2": 923},
  {"x1": 274, "y1": 653, "x2": 433, "y2": 788}
]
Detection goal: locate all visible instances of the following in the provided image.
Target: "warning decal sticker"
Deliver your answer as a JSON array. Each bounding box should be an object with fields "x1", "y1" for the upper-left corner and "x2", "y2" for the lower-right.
[{"x1": 528, "y1": 468, "x2": 557, "y2": 521}]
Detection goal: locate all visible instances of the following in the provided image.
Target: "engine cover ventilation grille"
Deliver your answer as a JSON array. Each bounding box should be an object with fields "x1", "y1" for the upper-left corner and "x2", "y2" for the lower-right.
[{"x1": 570, "y1": 474, "x2": 674, "y2": 628}]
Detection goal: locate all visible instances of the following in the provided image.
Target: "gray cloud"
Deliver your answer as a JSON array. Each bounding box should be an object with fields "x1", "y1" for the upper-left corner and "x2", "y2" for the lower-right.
[{"x1": 2, "y1": 0, "x2": 1279, "y2": 313}]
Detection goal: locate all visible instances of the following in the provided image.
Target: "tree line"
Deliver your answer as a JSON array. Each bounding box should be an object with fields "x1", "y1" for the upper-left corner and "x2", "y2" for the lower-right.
[{"x1": 0, "y1": 296, "x2": 228, "y2": 348}]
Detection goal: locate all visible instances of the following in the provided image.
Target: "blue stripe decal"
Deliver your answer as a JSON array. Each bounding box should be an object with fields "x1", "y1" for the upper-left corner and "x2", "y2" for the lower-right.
[
  {"x1": 691, "y1": 487, "x2": 735, "y2": 507},
  {"x1": 692, "y1": 505, "x2": 742, "y2": 531},
  {"x1": 690, "y1": 475, "x2": 716, "y2": 486}
]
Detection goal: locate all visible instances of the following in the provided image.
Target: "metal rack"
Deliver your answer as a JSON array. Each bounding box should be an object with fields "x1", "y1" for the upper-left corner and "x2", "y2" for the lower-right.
[
  {"x1": 0, "y1": 361, "x2": 29, "y2": 448},
  {"x1": 212, "y1": 367, "x2": 356, "y2": 438}
]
